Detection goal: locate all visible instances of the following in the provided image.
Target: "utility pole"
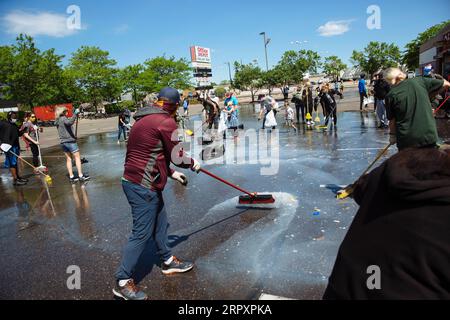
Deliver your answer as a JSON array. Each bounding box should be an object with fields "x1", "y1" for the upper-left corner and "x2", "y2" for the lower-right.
[
  {"x1": 259, "y1": 32, "x2": 270, "y2": 71},
  {"x1": 226, "y1": 62, "x2": 233, "y2": 87}
]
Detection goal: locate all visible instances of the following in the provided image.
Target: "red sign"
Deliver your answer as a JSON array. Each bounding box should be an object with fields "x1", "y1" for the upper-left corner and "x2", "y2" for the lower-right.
[
  {"x1": 34, "y1": 103, "x2": 73, "y2": 122},
  {"x1": 190, "y1": 46, "x2": 211, "y2": 63}
]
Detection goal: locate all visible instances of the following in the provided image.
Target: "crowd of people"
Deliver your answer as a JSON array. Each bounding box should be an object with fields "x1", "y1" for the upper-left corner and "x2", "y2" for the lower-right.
[{"x1": 1, "y1": 63, "x2": 450, "y2": 300}]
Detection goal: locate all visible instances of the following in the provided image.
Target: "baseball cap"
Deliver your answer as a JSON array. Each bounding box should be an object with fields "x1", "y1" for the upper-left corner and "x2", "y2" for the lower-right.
[{"x1": 158, "y1": 87, "x2": 181, "y2": 104}]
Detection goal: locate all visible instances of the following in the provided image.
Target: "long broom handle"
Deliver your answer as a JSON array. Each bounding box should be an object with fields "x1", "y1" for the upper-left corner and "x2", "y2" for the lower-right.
[
  {"x1": 8, "y1": 150, "x2": 50, "y2": 178},
  {"x1": 75, "y1": 114, "x2": 79, "y2": 138},
  {"x1": 199, "y1": 168, "x2": 254, "y2": 197},
  {"x1": 36, "y1": 129, "x2": 44, "y2": 167},
  {"x1": 433, "y1": 95, "x2": 449, "y2": 115},
  {"x1": 361, "y1": 143, "x2": 393, "y2": 177}
]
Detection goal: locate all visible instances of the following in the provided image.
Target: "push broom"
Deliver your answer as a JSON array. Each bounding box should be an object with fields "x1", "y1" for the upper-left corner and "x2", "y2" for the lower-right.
[
  {"x1": 199, "y1": 168, "x2": 275, "y2": 204},
  {"x1": 8, "y1": 150, "x2": 53, "y2": 185},
  {"x1": 336, "y1": 142, "x2": 393, "y2": 199},
  {"x1": 35, "y1": 128, "x2": 48, "y2": 173}
]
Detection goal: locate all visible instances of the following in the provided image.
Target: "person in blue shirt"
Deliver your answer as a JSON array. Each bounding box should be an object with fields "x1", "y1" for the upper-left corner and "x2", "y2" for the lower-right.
[{"x1": 358, "y1": 74, "x2": 368, "y2": 111}]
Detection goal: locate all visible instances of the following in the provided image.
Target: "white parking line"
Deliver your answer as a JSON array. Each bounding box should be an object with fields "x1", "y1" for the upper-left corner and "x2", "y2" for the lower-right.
[{"x1": 259, "y1": 293, "x2": 295, "y2": 300}]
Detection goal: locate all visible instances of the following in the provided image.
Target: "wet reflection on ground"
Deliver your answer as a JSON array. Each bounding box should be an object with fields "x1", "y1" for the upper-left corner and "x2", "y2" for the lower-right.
[{"x1": 0, "y1": 109, "x2": 449, "y2": 299}]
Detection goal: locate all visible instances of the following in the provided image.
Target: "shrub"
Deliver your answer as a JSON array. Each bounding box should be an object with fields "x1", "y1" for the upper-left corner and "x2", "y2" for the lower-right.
[
  {"x1": 215, "y1": 87, "x2": 226, "y2": 99},
  {"x1": 105, "y1": 100, "x2": 136, "y2": 114}
]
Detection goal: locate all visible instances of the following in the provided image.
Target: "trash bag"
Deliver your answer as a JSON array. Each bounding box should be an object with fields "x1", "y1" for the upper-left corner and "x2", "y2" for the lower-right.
[
  {"x1": 265, "y1": 110, "x2": 277, "y2": 127},
  {"x1": 218, "y1": 111, "x2": 227, "y2": 133},
  {"x1": 363, "y1": 96, "x2": 374, "y2": 106}
]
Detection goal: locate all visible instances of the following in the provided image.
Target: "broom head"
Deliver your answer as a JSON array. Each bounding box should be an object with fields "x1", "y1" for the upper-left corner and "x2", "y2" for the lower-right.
[{"x1": 239, "y1": 194, "x2": 275, "y2": 204}]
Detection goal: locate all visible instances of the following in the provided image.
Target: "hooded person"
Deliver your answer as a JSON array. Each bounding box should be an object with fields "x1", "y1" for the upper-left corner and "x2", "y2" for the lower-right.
[
  {"x1": 324, "y1": 147, "x2": 450, "y2": 300},
  {"x1": 113, "y1": 87, "x2": 202, "y2": 301},
  {"x1": 0, "y1": 111, "x2": 28, "y2": 186}
]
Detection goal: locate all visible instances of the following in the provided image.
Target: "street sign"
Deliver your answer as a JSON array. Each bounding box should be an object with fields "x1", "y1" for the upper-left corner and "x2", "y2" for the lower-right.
[
  {"x1": 194, "y1": 68, "x2": 212, "y2": 73},
  {"x1": 195, "y1": 77, "x2": 212, "y2": 87},
  {"x1": 191, "y1": 61, "x2": 212, "y2": 69},
  {"x1": 193, "y1": 73, "x2": 213, "y2": 78}
]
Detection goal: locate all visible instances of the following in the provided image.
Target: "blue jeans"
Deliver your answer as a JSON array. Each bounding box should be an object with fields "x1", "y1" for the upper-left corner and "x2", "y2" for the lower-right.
[
  {"x1": 118, "y1": 126, "x2": 127, "y2": 141},
  {"x1": 4, "y1": 145, "x2": 20, "y2": 168},
  {"x1": 116, "y1": 180, "x2": 172, "y2": 281}
]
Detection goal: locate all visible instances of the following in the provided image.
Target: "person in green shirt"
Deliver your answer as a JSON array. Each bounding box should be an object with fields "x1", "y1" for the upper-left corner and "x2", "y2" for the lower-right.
[{"x1": 384, "y1": 67, "x2": 450, "y2": 150}]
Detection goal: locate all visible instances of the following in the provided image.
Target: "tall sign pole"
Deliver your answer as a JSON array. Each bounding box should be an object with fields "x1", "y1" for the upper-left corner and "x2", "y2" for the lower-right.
[{"x1": 260, "y1": 32, "x2": 269, "y2": 71}]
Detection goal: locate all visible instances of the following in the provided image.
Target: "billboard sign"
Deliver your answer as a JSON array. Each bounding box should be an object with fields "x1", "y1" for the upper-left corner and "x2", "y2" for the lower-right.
[{"x1": 190, "y1": 46, "x2": 211, "y2": 64}]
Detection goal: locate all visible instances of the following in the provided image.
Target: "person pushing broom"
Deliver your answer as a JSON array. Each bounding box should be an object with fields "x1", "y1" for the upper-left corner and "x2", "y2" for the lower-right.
[{"x1": 113, "y1": 87, "x2": 201, "y2": 300}]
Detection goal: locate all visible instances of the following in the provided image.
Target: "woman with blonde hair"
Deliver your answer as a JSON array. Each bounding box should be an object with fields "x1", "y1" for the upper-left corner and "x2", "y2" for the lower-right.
[{"x1": 55, "y1": 106, "x2": 89, "y2": 183}]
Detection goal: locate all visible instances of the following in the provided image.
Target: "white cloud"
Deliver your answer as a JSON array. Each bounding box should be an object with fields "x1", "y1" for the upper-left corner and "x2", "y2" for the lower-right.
[
  {"x1": 317, "y1": 20, "x2": 353, "y2": 37},
  {"x1": 114, "y1": 24, "x2": 129, "y2": 35},
  {"x1": 2, "y1": 10, "x2": 82, "y2": 37}
]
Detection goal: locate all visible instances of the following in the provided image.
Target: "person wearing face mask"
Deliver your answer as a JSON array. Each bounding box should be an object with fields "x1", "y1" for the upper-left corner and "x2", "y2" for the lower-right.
[
  {"x1": 22, "y1": 113, "x2": 40, "y2": 168},
  {"x1": 0, "y1": 112, "x2": 28, "y2": 186},
  {"x1": 384, "y1": 67, "x2": 450, "y2": 150},
  {"x1": 113, "y1": 87, "x2": 201, "y2": 301}
]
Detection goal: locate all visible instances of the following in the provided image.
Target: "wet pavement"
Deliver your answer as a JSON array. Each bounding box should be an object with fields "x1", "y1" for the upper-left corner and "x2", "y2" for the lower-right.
[{"x1": 1, "y1": 108, "x2": 449, "y2": 300}]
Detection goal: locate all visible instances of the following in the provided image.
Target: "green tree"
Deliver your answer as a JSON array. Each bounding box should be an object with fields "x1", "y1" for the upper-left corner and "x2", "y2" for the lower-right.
[
  {"x1": 323, "y1": 56, "x2": 347, "y2": 81},
  {"x1": 233, "y1": 62, "x2": 263, "y2": 102},
  {"x1": 274, "y1": 50, "x2": 322, "y2": 85},
  {"x1": 66, "y1": 46, "x2": 118, "y2": 111},
  {"x1": 260, "y1": 68, "x2": 283, "y2": 92},
  {"x1": 119, "y1": 64, "x2": 144, "y2": 105},
  {"x1": 403, "y1": 21, "x2": 450, "y2": 70},
  {"x1": 214, "y1": 86, "x2": 227, "y2": 99},
  {"x1": 0, "y1": 35, "x2": 67, "y2": 108},
  {"x1": 351, "y1": 41, "x2": 401, "y2": 77},
  {"x1": 0, "y1": 46, "x2": 14, "y2": 88},
  {"x1": 138, "y1": 56, "x2": 192, "y2": 94}
]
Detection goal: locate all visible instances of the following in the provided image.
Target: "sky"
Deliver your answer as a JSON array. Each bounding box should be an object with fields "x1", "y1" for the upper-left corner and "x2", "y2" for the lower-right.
[{"x1": 0, "y1": 0, "x2": 449, "y2": 83}]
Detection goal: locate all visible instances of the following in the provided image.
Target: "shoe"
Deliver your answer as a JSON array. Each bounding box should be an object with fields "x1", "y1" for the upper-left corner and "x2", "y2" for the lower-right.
[
  {"x1": 69, "y1": 176, "x2": 79, "y2": 183},
  {"x1": 112, "y1": 280, "x2": 148, "y2": 300},
  {"x1": 17, "y1": 177, "x2": 29, "y2": 183},
  {"x1": 161, "y1": 256, "x2": 194, "y2": 275},
  {"x1": 79, "y1": 175, "x2": 90, "y2": 182},
  {"x1": 117, "y1": 140, "x2": 120, "y2": 144},
  {"x1": 13, "y1": 179, "x2": 27, "y2": 186}
]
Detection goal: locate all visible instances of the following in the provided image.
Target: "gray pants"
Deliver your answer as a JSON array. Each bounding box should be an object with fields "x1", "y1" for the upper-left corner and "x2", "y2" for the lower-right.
[{"x1": 376, "y1": 100, "x2": 389, "y2": 126}]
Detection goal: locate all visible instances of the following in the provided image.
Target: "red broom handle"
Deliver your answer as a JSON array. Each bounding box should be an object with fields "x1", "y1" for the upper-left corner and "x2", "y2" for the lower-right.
[
  {"x1": 199, "y1": 168, "x2": 254, "y2": 197},
  {"x1": 434, "y1": 95, "x2": 449, "y2": 115}
]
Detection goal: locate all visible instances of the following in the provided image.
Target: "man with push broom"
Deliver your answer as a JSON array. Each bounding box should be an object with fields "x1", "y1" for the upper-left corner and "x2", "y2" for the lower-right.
[
  {"x1": 384, "y1": 67, "x2": 450, "y2": 151},
  {"x1": 113, "y1": 87, "x2": 201, "y2": 300}
]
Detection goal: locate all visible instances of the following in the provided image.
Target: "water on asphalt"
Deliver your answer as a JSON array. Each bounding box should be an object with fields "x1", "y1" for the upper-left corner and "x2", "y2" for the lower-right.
[{"x1": 1, "y1": 107, "x2": 449, "y2": 299}]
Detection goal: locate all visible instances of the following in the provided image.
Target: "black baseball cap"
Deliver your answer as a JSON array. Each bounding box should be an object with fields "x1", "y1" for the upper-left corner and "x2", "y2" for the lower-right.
[{"x1": 158, "y1": 87, "x2": 181, "y2": 104}]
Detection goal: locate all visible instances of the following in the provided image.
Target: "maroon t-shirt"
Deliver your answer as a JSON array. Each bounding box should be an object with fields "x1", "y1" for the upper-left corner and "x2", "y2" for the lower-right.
[{"x1": 123, "y1": 107, "x2": 193, "y2": 191}]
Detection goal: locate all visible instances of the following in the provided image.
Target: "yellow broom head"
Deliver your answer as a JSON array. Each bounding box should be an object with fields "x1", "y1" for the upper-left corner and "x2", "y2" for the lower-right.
[
  {"x1": 45, "y1": 175, "x2": 53, "y2": 185},
  {"x1": 315, "y1": 115, "x2": 320, "y2": 122},
  {"x1": 185, "y1": 129, "x2": 194, "y2": 136},
  {"x1": 305, "y1": 113, "x2": 312, "y2": 120},
  {"x1": 336, "y1": 190, "x2": 349, "y2": 199}
]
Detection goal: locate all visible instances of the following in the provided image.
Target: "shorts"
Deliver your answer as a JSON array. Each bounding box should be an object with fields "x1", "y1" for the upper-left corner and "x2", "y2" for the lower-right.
[
  {"x1": 61, "y1": 142, "x2": 79, "y2": 154},
  {"x1": 4, "y1": 146, "x2": 20, "y2": 168}
]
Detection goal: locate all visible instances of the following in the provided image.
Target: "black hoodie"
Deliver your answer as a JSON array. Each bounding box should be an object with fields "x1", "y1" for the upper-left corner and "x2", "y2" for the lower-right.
[
  {"x1": 0, "y1": 120, "x2": 23, "y2": 147},
  {"x1": 324, "y1": 147, "x2": 450, "y2": 299}
]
